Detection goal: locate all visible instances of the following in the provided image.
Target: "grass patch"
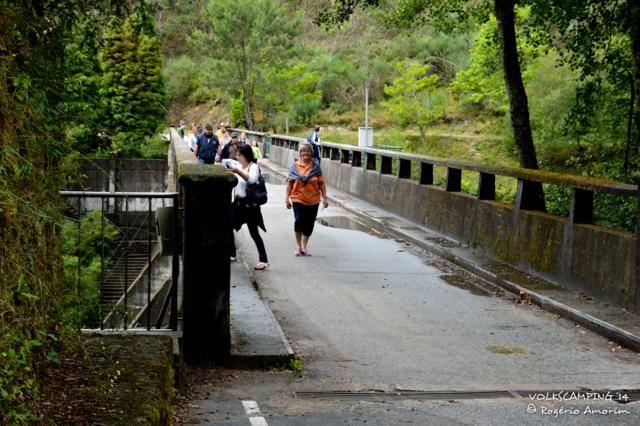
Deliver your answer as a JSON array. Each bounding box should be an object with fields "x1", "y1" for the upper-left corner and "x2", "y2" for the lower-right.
[{"x1": 287, "y1": 357, "x2": 303, "y2": 373}]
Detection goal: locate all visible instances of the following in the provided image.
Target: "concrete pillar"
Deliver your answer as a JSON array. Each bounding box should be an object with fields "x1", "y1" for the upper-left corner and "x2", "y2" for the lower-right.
[{"x1": 177, "y1": 152, "x2": 237, "y2": 362}]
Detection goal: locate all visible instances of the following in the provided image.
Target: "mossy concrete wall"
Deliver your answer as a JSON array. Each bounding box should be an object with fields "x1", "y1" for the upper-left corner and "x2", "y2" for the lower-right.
[
  {"x1": 271, "y1": 145, "x2": 636, "y2": 309},
  {"x1": 171, "y1": 128, "x2": 238, "y2": 362}
]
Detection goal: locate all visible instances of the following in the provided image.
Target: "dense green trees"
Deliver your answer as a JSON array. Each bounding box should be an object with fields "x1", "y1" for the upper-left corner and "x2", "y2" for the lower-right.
[
  {"x1": 382, "y1": 62, "x2": 443, "y2": 138},
  {"x1": 63, "y1": 3, "x2": 167, "y2": 158},
  {"x1": 190, "y1": 0, "x2": 302, "y2": 129},
  {"x1": 1, "y1": 0, "x2": 101, "y2": 421},
  {"x1": 316, "y1": 0, "x2": 543, "y2": 171},
  {"x1": 1, "y1": 1, "x2": 167, "y2": 420},
  {"x1": 100, "y1": 14, "x2": 166, "y2": 156}
]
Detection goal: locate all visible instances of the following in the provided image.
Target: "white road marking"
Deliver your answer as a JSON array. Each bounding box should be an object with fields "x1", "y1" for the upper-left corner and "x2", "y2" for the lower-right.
[
  {"x1": 242, "y1": 400, "x2": 261, "y2": 416},
  {"x1": 242, "y1": 400, "x2": 268, "y2": 425},
  {"x1": 249, "y1": 417, "x2": 269, "y2": 426}
]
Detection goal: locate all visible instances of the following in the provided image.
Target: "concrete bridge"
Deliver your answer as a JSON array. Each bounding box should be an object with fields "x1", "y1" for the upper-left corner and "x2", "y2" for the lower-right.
[
  {"x1": 168, "y1": 128, "x2": 640, "y2": 425},
  {"x1": 62, "y1": 128, "x2": 640, "y2": 423}
]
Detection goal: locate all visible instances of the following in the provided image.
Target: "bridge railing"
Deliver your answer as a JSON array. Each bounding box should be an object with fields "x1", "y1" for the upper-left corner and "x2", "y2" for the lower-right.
[
  {"x1": 238, "y1": 130, "x2": 637, "y2": 227},
  {"x1": 59, "y1": 191, "x2": 179, "y2": 331},
  {"x1": 239, "y1": 128, "x2": 639, "y2": 311}
]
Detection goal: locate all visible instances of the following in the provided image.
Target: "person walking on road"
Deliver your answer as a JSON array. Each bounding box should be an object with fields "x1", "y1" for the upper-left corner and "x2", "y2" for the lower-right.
[
  {"x1": 220, "y1": 131, "x2": 242, "y2": 160},
  {"x1": 307, "y1": 125, "x2": 321, "y2": 160},
  {"x1": 251, "y1": 140, "x2": 263, "y2": 162},
  {"x1": 185, "y1": 123, "x2": 200, "y2": 152},
  {"x1": 194, "y1": 123, "x2": 220, "y2": 164},
  {"x1": 285, "y1": 142, "x2": 328, "y2": 256},
  {"x1": 224, "y1": 144, "x2": 269, "y2": 270}
]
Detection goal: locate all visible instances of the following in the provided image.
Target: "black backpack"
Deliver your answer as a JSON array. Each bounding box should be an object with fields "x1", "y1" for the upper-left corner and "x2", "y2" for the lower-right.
[{"x1": 244, "y1": 164, "x2": 268, "y2": 206}]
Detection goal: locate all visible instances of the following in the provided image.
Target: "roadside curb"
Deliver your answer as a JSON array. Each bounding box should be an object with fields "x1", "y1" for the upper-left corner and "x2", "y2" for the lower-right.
[
  {"x1": 228, "y1": 250, "x2": 295, "y2": 369},
  {"x1": 239, "y1": 256, "x2": 296, "y2": 361},
  {"x1": 261, "y1": 161, "x2": 640, "y2": 353}
]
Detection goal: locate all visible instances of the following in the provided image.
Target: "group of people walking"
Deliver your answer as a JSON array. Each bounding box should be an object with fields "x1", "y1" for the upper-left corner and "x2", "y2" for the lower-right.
[
  {"x1": 180, "y1": 121, "x2": 326, "y2": 270},
  {"x1": 185, "y1": 122, "x2": 261, "y2": 164}
]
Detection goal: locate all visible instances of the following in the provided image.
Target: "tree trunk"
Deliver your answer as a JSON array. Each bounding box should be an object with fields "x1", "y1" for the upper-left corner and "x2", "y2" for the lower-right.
[
  {"x1": 494, "y1": 0, "x2": 539, "y2": 170},
  {"x1": 243, "y1": 89, "x2": 255, "y2": 130},
  {"x1": 494, "y1": 0, "x2": 545, "y2": 210},
  {"x1": 624, "y1": 74, "x2": 635, "y2": 173}
]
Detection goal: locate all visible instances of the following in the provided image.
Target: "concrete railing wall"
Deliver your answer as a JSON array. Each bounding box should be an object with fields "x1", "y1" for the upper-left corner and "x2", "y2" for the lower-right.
[
  {"x1": 245, "y1": 130, "x2": 639, "y2": 312},
  {"x1": 169, "y1": 128, "x2": 237, "y2": 362}
]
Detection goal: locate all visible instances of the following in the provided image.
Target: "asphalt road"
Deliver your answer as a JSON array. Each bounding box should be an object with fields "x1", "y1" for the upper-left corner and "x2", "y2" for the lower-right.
[{"x1": 177, "y1": 171, "x2": 640, "y2": 425}]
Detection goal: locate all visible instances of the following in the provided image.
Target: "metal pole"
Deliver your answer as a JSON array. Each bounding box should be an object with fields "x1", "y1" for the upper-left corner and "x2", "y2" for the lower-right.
[
  {"x1": 100, "y1": 197, "x2": 105, "y2": 330},
  {"x1": 76, "y1": 197, "x2": 82, "y2": 328},
  {"x1": 365, "y1": 82, "x2": 369, "y2": 129},
  {"x1": 170, "y1": 195, "x2": 179, "y2": 330},
  {"x1": 147, "y1": 197, "x2": 152, "y2": 330},
  {"x1": 124, "y1": 196, "x2": 129, "y2": 329}
]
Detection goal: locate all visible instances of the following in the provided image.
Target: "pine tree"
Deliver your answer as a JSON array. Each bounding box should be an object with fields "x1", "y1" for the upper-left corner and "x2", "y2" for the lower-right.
[{"x1": 99, "y1": 15, "x2": 166, "y2": 156}]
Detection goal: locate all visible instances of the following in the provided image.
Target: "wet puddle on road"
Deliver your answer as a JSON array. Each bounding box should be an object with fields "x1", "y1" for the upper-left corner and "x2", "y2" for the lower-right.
[
  {"x1": 316, "y1": 216, "x2": 388, "y2": 239},
  {"x1": 263, "y1": 172, "x2": 286, "y2": 185},
  {"x1": 317, "y1": 217, "x2": 497, "y2": 298}
]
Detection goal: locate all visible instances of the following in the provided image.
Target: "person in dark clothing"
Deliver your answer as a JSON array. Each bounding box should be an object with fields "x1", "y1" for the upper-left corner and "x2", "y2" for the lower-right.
[
  {"x1": 220, "y1": 131, "x2": 242, "y2": 160},
  {"x1": 194, "y1": 123, "x2": 220, "y2": 164},
  {"x1": 307, "y1": 125, "x2": 321, "y2": 159},
  {"x1": 224, "y1": 144, "x2": 269, "y2": 270}
]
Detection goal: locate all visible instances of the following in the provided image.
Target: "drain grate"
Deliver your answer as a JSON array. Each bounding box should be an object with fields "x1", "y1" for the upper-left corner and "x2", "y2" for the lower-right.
[{"x1": 295, "y1": 389, "x2": 640, "y2": 403}]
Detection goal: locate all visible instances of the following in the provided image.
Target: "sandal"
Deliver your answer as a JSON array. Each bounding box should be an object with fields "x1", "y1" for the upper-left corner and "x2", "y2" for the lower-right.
[
  {"x1": 254, "y1": 262, "x2": 269, "y2": 270},
  {"x1": 294, "y1": 249, "x2": 303, "y2": 257},
  {"x1": 301, "y1": 250, "x2": 311, "y2": 257}
]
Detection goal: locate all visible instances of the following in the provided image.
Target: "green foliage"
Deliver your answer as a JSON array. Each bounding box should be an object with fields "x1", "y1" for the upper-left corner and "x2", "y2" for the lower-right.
[
  {"x1": 153, "y1": 0, "x2": 208, "y2": 56},
  {"x1": 382, "y1": 62, "x2": 444, "y2": 138},
  {"x1": 528, "y1": 0, "x2": 636, "y2": 174},
  {"x1": 62, "y1": 28, "x2": 103, "y2": 154},
  {"x1": 99, "y1": 14, "x2": 166, "y2": 156},
  {"x1": 0, "y1": 1, "x2": 164, "y2": 420},
  {"x1": 140, "y1": 133, "x2": 170, "y2": 158},
  {"x1": 310, "y1": 51, "x2": 364, "y2": 108},
  {"x1": 0, "y1": 330, "x2": 46, "y2": 423},
  {"x1": 59, "y1": 211, "x2": 120, "y2": 328},
  {"x1": 287, "y1": 357, "x2": 304, "y2": 373},
  {"x1": 0, "y1": 0, "x2": 108, "y2": 420},
  {"x1": 259, "y1": 64, "x2": 323, "y2": 130},
  {"x1": 163, "y1": 56, "x2": 201, "y2": 101},
  {"x1": 230, "y1": 96, "x2": 246, "y2": 125},
  {"x1": 450, "y1": 7, "x2": 544, "y2": 114},
  {"x1": 190, "y1": 0, "x2": 302, "y2": 129}
]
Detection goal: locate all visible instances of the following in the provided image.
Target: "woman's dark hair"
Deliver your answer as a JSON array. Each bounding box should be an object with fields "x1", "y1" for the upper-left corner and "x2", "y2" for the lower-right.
[{"x1": 238, "y1": 144, "x2": 255, "y2": 163}]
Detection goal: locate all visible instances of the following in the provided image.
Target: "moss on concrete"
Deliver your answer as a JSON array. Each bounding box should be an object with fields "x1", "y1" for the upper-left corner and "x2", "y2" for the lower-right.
[
  {"x1": 178, "y1": 162, "x2": 237, "y2": 185},
  {"x1": 39, "y1": 334, "x2": 175, "y2": 425}
]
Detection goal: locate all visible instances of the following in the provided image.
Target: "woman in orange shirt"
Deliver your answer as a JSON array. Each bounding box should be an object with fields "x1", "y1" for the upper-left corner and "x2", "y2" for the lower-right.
[{"x1": 285, "y1": 143, "x2": 328, "y2": 256}]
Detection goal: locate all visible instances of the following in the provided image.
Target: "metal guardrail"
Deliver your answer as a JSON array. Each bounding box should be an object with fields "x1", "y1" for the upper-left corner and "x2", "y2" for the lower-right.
[
  {"x1": 60, "y1": 191, "x2": 180, "y2": 331},
  {"x1": 237, "y1": 129, "x2": 639, "y2": 227}
]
